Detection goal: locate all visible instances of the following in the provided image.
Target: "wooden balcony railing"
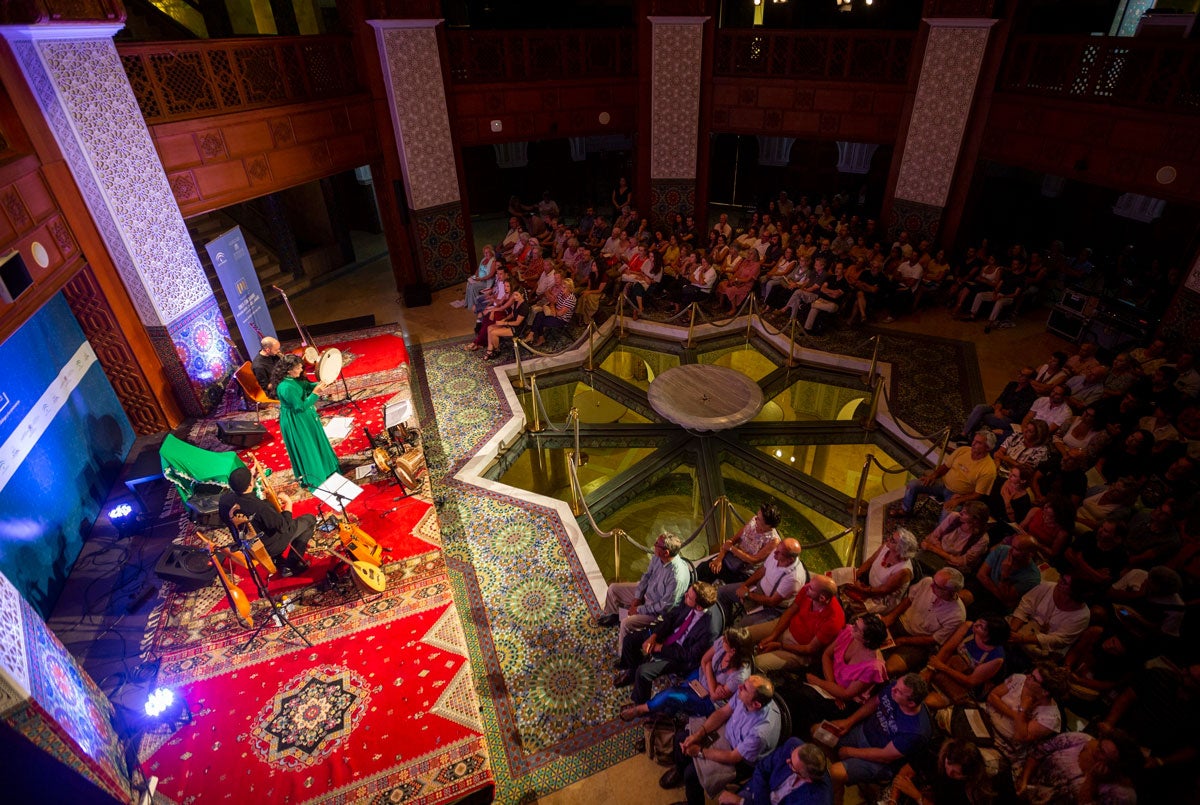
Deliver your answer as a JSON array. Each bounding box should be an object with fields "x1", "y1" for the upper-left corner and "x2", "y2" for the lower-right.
[
  {"x1": 118, "y1": 35, "x2": 363, "y2": 125},
  {"x1": 1000, "y1": 34, "x2": 1200, "y2": 113},
  {"x1": 445, "y1": 28, "x2": 636, "y2": 83},
  {"x1": 713, "y1": 28, "x2": 914, "y2": 84}
]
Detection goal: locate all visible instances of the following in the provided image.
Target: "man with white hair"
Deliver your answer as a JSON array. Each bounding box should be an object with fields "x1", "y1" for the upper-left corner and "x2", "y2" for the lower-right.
[
  {"x1": 881, "y1": 567, "x2": 967, "y2": 675},
  {"x1": 891, "y1": 431, "x2": 997, "y2": 521},
  {"x1": 597, "y1": 532, "x2": 690, "y2": 650}
]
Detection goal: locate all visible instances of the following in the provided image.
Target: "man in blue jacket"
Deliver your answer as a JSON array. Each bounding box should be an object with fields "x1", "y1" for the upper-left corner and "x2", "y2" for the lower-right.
[
  {"x1": 719, "y1": 737, "x2": 832, "y2": 805},
  {"x1": 614, "y1": 582, "x2": 719, "y2": 704}
]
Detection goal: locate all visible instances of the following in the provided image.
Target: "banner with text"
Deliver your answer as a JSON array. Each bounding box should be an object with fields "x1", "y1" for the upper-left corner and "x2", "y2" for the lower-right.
[{"x1": 206, "y1": 226, "x2": 276, "y2": 357}]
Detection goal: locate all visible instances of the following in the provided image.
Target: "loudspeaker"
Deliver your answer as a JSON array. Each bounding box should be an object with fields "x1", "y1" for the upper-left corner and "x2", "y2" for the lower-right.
[
  {"x1": 154, "y1": 545, "x2": 216, "y2": 591},
  {"x1": 403, "y1": 282, "x2": 432, "y2": 307},
  {"x1": 1046, "y1": 306, "x2": 1088, "y2": 343},
  {"x1": 217, "y1": 420, "x2": 268, "y2": 448},
  {"x1": 0, "y1": 250, "x2": 32, "y2": 303},
  {"x1": 185, "y1": 493, "x2": 223, "y2": 527}
]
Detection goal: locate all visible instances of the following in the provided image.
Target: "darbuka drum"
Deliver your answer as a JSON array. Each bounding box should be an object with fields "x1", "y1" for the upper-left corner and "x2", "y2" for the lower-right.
[
  {"x1": 302, "y1": 345, "x2": 320, "y2": 364},
  {"x1": 317, "y1": 347, "x2": 343, "y2": 384}
]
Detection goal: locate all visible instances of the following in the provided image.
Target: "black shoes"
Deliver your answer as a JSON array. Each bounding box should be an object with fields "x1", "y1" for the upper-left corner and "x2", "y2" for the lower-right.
[
  {"x1": 613, "y1": 670, "x2": 634, "y2": 688},
  {"x1": 595, "y1": 613, "x2": 620, "y2": 628},
  {"x1": 659, "y1": 767, "x2": 684, "y2": 789}
]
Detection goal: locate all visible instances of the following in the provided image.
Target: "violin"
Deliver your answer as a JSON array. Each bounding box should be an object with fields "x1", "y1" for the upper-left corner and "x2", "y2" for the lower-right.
[
  {"x1": 228, "y1": 509, "x2": 279, "y2": 576},
  {"x1": 250, "y1": 455, "x2": 282, "y2": 513}
]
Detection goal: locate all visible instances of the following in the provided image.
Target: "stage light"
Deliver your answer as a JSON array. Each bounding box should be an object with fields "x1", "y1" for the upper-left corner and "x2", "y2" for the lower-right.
[
  {"x1": 142, "y1": 686, "x2": 191, "y2": 733},
  {"x1": 109, "y1": 503, "x2": 141, "y2": 538},
  {"x1": 144, "y1": 687, "x2": 174, "y2": 718}
]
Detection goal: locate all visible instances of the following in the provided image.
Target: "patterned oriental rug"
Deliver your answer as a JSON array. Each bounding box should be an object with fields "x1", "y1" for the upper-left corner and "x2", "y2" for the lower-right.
[
  {"x1": 406, "y1": 324, "x2": 985, "y2": 802},
  {"x1": 138, "y1": 332, "x2": 493, "y2": 804}
]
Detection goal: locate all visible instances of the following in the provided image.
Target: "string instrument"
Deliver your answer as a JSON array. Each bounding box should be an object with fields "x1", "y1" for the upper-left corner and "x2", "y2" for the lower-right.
[
  {"x1": 195, "y1": 530, "x2": 255, "y2": 627},
  {"x1": 318, "y1": 549, "x2": 387, "y2": 593},
  {"x1": 338, "y1": 520, "x2": 382, "y2": 567},
  {"x1": 250, "y1": 455, "x2": 282, "y2": 513},
  {"x1": 273, "y1": 285, "x2": 321, "y2": 367},
  {"x1": 227, "y1": 509, "x2": 279, "y2": 576}
]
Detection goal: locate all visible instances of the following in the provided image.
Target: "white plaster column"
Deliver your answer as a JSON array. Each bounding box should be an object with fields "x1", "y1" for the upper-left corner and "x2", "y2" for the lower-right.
[
  {"x1": 1, "y1": 23, "x2": 235, "y2": 415},
  {"x1": 648, "y1": 16, "x2": 708, "y2": 226},
  {"x1": 889, "y1": 19, "x2": 997, "y2": 243},
  {"x1": 368, "y1": 19, "x2": 469, "y2": 290}
]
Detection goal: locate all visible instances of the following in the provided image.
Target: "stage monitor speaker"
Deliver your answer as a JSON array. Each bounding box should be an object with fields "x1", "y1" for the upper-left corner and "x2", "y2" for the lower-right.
[
  {"x1": 155, "y1": 545, "x2": 216, "y2": 591},
  {"x1": 403, "y1": 282, "x2": 432, "y2": 307},
  {"x1": 1046, "y1": 306, "x2": 1088, "y2": 343},
  {"x1": 217, "y1": 419, "x2": 268, "y2": 448},
  {"x1": 185, "y1": 493, "x2": 223, "y2": 527}
]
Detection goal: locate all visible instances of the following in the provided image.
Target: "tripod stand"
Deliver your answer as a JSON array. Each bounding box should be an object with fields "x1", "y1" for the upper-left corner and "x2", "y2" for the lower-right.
[{"x1": 230, "y1": 531, "x2": 312, "y2": 653}]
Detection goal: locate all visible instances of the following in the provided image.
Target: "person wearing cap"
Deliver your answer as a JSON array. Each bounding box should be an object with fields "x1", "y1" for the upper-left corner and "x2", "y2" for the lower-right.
[{"x1": 218, "y1": 465, "x2": 316, "y2": 575}]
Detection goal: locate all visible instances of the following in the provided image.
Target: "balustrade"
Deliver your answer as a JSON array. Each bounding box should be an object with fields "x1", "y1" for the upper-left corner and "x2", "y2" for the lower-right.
[
  {"x1": 1000, "y1": 34, "x2": 1200, "y2": 113},
  {"x1": 118, "y1": 35, "x2": 362, "y2": 125},
  {"x1": 445, "y1": 28, "x2": 635, "y2": 83},
  {"x1": 714, "y1": 28, "x2": 913, "y2": 84}
]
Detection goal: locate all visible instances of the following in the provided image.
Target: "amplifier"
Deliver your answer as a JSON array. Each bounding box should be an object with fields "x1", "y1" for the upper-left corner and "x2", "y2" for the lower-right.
[
  {"x1": 1060, "y1": 291, "x2": 1099, "y2": 317},
  {"x1": 1047, "y1": 306, "x2": 1089, "y2": 343},
  {"x1": 217, "y1": 420, "x2": 268, "y2": 448}
]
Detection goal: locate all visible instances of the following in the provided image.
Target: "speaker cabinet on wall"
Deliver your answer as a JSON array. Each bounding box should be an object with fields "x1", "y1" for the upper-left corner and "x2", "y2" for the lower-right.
[{"x1": 0, "y1": 250, "x2": 33, "y2": 304}]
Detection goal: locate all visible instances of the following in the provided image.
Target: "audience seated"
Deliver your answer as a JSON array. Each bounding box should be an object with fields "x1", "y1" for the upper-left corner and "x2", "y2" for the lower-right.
[
  {"x1": 719, "y1": 538, "x2": 807, "y2": 627},
  {"x1": 615, "y1": 582, "x2": 721, "y2": 704}
]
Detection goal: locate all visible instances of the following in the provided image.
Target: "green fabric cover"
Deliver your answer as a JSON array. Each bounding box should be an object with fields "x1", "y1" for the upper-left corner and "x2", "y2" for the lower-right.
[{"x1": 158, "y1": 433, "x2": 246, "y2": 502}]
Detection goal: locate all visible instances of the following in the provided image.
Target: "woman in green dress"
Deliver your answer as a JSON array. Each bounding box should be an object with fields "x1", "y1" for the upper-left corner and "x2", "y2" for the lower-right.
[{"x1": 271, "y1": 355, "x2": 339, "y2": 489}]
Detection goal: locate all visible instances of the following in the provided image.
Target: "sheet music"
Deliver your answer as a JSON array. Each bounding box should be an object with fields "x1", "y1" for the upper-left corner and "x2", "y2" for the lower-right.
[
  {"x1": 312, "y1": 472, "x2": 364, "y2": 510},
  {"x1": 323, "y1": 416, "x2": 354, "y2": 441},
  {"x1": 384, "y1": 399, "x2": 412, "y2": 429}
]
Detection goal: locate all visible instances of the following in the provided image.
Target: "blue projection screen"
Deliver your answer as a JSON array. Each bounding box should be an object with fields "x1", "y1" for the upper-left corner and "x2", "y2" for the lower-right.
[{"x1": 0, "y1": 294, "x2": 135, "y2": 618}]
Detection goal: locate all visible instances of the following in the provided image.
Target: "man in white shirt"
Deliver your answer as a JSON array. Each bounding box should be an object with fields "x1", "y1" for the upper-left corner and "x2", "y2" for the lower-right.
[
  {"x1": 1022, "y1": 385, "x2": 1073, "y2": 434},
  {"x1": 882, "y1": 568, "x2": 967, "y2": 675},
  {"x1": 1008, "y1": 575, "x2": 1092, "y2": 662},
  {"x1": 720, "y1": 539, "x2": 807, "y2": 626}
]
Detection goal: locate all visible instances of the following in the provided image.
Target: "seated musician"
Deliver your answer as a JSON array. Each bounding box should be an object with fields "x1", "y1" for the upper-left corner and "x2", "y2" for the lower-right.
[
  {"x1": 251, "y1": 336, "x2": 282, "y2": 394},
  {"x1": 218, "y1": 466, "x2": 315, "y2": 576}
]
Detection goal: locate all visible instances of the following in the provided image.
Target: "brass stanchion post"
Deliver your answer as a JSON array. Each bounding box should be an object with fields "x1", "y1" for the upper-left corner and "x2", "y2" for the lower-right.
[
  {"x1": 512, "y1": 338, "x2": 527, "y2": 390},
  {"x1": 687, "y1": 302, "x2": 697, "y2": 348},
  {"x1": 527, "y1": 375, "x2": 544, "y2": 433}
]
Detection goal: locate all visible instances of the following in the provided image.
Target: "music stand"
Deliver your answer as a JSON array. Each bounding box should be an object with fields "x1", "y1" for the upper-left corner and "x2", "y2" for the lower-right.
[{"x1": 312, "y1": 472, "x2": 364, "y2": 523}]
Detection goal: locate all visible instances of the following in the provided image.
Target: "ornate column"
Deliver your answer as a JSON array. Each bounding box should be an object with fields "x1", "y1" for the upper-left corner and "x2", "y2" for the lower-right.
[
  {"x1": 368, "y1": 18, "x2": 470, "y2": 293},
  {"x1": 647, "y1": 15, "x2": 708, "y2": 230},
  {"x1": 883, "y1": 17, "x2": 998, "y2": 246},
  {"x1": 1, "y1": 23, "x2": 236, "y2": 416}
]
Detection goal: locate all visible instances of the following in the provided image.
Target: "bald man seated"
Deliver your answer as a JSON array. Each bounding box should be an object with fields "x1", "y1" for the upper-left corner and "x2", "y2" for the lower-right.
[{"x1": 252, "y1": 336, "x2": 282, "y2": 394}]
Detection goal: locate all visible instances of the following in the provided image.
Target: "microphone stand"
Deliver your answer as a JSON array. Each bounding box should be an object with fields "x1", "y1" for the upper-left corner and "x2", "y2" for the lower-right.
[{"x1": 231, "y1": 529, "x2": 311, "y2": 653}]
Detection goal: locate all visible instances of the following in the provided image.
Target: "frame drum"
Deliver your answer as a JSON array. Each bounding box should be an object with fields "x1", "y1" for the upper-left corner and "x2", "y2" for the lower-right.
[
  {"x1": 303, "y1": 345, "x2": 320, "y2": 364},
  {"x1": 317, "y1": 348, "x2": 343, "y2": 384}
]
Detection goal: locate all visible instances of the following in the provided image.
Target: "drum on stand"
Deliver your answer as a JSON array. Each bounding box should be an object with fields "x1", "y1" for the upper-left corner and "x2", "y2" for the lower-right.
[
  {"x1": 317, "y1": 347, "x2": 343, "y2": 384},
  {"x1": 302, "y1": 345, "x2": 320, "y2": 365}
]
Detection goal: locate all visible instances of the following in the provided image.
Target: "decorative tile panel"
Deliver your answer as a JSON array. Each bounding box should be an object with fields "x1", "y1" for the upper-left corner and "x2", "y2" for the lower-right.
[
  {"x1": 6, "y1": 28, "x2": 214, "y2": 326},
  {"x1": 0, "y1": 571, "x2": 30, "y2": 718},
  {"x1": 892, "y1": 22, "x2": 994, "y2": 209},
  {"x1": 650, "y1": 17, "x2": 706, "y2": 181},
  {"x1": 889, "y1": 197, "x2": 942, "y2": 245},
  {"x1": 649, "y1": 180, "x2": 696, "y2": 232},
  {"x1": 414, "y1": 202, "x2": 469, "y2": 291},
  {"x1": 370, "y1": 20, "x2": 460, "y2": 212}
]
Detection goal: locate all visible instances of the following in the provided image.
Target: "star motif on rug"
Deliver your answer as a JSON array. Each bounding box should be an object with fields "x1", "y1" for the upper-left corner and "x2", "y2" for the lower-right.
[{"x1": 249, "y1": 664, "x2": 373, "y2": 770}]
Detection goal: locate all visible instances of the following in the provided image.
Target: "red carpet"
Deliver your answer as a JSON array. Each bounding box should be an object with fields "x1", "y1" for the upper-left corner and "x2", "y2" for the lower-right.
[
  {"x1": 320, "y1": 332, "x2": 410, "y2": 378},
  {"x1": 141, "y1": 329, "x2": 491, "y2": 804},
  {"x1": 143, "y1": 570, "x2": 488, "y2": 804}
]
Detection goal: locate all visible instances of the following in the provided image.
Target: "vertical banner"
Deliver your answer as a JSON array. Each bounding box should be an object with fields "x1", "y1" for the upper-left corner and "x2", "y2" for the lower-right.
[{"x1": 205, "y1": 226, "x2": 276, "y2": 356}]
